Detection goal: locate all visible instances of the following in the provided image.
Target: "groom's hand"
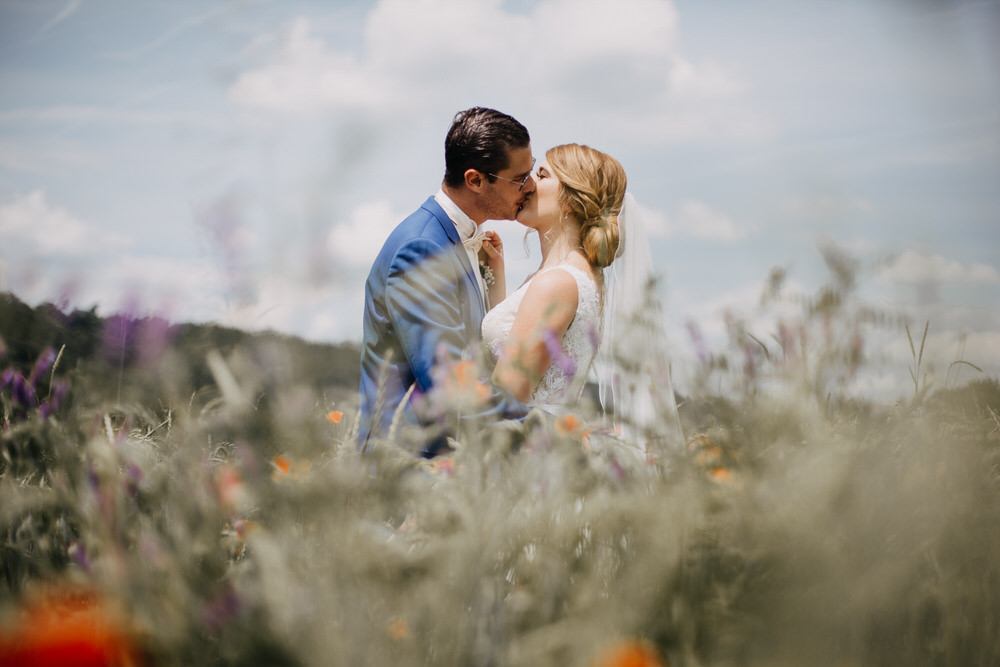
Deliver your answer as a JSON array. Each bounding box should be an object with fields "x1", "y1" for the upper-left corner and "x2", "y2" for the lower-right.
[
  {"x1": 480, "y1": 230, "x2": 506, "y2": 306},
  {"x1": 479, "y1": 230, "x2": 503, "y2": 267}
]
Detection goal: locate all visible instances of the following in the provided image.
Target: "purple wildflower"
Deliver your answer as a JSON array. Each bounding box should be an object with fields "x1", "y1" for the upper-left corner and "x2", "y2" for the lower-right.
[
  {"x1": 124, "y1": 462, "x2": 144, "y2": 497},
  {"x1": 202, "y1": 584, "x2": 243, "y2": 631},
  {"x1": 101, "y1": 313, "x2": 135, "y2": 365},
  {"x1": 685, "y1": 320, "x2": 708, "y2": 364},
  {"x1": 11, "y1": 373, "x2": 36, "y2": 409},
  {"x1": 743, "y1": 341, "x2": 757, "y2": 383},
  {"x1": 135, "y1": 316, "x2": 175, "y2": 367},
  {"x1": 28, "y1": 347, "x2": 57, "y2": 385},
  {"x1": 587, "y1": 323, "x2": 601, "y2": 352},
  {"x1": 39, "y1": 379, "x2": 71, "y2": 419},
  {"x1": 608, "y1": 458, "x2": 627, "y2": 483},
  {"x1": 542, "y1": 329, "x2": 576, "y2": 377},
  {"x1": 234, "y1": 442, "x2": 259, "y2": 475},
  {"x1": 68, "y1": 541, "x2": 92, "y2": 573},
  {"x1": 777, "y1": 321, "x2": 795, "y2": 362}
]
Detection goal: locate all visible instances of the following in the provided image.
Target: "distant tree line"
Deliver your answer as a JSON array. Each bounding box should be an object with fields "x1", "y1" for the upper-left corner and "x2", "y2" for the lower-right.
[{"x1": 0, "y1": 292, "x2": 362, "y2": 410}]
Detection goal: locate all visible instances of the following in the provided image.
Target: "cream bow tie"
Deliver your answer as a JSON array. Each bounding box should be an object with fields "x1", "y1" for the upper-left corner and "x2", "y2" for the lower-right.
[{"x1": 463, "y1": 230, "x2": 490, "y2": 253}]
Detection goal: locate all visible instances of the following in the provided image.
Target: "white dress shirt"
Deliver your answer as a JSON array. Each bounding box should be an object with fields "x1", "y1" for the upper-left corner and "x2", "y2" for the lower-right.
[{"x1": 434, "y1": 189, "x2": 488, "y2": 310}]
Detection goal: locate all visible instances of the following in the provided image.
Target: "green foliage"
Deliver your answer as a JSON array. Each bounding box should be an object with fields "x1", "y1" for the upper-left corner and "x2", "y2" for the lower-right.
[{"x1": 0, "y1": 283, "x2": 998, "y2": 666}]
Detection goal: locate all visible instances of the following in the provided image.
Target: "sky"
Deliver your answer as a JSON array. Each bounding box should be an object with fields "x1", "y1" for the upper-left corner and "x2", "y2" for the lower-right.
[{"x1": 1, "y1": 0, "x2": 998, "y2": 397}]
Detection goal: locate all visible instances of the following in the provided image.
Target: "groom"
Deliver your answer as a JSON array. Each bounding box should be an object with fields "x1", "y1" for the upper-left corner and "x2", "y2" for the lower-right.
[{"x1": 358, "y1": 107, "x2": 536, "y2": 456}]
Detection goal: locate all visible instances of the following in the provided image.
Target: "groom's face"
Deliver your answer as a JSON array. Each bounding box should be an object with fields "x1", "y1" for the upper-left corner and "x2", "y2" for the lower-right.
[{"x1": 481, "y1": 145, "x2": 536, "y2": 221}]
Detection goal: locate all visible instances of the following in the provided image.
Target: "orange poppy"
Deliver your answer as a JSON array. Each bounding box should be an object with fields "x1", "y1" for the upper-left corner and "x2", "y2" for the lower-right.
[
  {"x1": 428, "y1": 457, "x2": 456, "y2": 477},
  {"x1": 387, "y1": 618, "x2": 409, "y2": 640},
  {"x1": 592, "y1": 639, "x2": 665, "y2": 667},
  {"x1": 272, "y1": 455, "x2": 292, "y2": 476},
  {"x1": 0, "y1": 587, "x2": 144, "y2": 667},
  {"x1": 271, "y1": 455, "x2": 310, "y2": 480},
  {"x1": 555, "y1": 414, "x2": 592, "y2": 439}
]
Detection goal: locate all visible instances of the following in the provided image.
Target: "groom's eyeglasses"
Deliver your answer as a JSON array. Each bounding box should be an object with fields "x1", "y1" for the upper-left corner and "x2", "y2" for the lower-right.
[{"x1": 487, "y1": 158, "x2": 535, "y2": 191}]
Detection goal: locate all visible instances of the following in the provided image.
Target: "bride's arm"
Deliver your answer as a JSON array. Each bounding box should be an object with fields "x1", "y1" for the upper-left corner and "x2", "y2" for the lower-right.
[
  {"x1": 492, "y1": 269, "x2": 579, "y2": 402},
  {"x1": 479, "y1": 230, "x2": 505, "y2": 309}
]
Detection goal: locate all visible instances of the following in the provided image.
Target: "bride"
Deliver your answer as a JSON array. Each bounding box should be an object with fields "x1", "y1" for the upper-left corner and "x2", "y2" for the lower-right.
[{"x1": 480, "y1": 144, "x2": 683, "y2": 448}]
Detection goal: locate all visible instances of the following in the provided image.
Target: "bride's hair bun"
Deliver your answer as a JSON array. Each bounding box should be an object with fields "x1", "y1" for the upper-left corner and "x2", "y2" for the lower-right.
[{"x1": 547, "y1": 144, "x2": 627, "y2": 269}]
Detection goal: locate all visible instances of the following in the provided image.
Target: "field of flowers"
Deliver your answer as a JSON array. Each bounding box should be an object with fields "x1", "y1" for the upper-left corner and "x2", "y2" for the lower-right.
[{"x1": 1, "y1": 271, "x2": 999, "y2": 666}]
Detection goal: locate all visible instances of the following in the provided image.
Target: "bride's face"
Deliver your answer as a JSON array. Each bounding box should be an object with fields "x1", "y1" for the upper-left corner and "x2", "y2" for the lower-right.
[{"x1": 515, "y1": 159, "x2": 562, "y2": 231}]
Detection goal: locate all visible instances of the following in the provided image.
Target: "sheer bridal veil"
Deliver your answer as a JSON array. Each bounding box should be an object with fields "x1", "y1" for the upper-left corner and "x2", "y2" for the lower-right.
[{"x1": 597, "y1": 193, "x2": 684, "y2": 452}]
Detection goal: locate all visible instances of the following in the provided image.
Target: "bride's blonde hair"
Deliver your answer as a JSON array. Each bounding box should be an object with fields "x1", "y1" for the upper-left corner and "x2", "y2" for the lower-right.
[{"x1": 546, "y1": 143, "x2": 626, "y2": 269}]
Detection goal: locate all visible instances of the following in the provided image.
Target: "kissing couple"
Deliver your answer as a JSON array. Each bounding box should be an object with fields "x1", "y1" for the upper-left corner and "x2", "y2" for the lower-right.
[{"x1": 358, "y1": 107, "x2": 682, "y2": 457}]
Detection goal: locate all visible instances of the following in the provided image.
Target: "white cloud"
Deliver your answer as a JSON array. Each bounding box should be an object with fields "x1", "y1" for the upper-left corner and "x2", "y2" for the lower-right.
[
  {"x1": 228, "y1": 1, "x2": 759, "y2": 143},
  {"x1": 643, "y1": 199, "x2": 747, "y2": 242},
  {"x1": 878, "y1": 249, "x2": 1000, "y2": 284},
  {"x1": 326, "y1": 200, "x2": 403, "y2": 269},
  {"x1": 229, "y1": 18, "x2": 389, "y2": 115},
  {"x1": 220, "y1": 270, "x2": 365, "y2": 343},
  {"x1": 676, "y1": 201, "x2": 747, "y2": 241},
  {"x1": 0, "y1": 190, "x2": 130, "y2": 257}
]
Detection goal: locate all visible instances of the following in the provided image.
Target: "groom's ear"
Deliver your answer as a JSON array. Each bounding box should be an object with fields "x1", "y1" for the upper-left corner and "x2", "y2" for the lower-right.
[{"x1": 464, "y1": 168, "x2": 485, "y2": 192}]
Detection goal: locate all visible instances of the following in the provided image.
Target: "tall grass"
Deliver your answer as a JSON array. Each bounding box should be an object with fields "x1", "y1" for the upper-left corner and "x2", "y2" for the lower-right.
[{"x1": 1, "y1": 267, "x2": 998, "y2": 666}]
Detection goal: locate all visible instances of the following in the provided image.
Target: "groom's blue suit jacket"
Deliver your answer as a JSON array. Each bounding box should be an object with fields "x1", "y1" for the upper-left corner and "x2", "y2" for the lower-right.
[{"x1": 358, "y1": 196, "x2": 526, "y2": 455}]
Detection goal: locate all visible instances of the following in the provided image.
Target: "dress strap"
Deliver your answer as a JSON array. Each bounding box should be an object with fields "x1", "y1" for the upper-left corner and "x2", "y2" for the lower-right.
[{"x1": 538, "y1": 264, "x2": 598, "y2": 295}]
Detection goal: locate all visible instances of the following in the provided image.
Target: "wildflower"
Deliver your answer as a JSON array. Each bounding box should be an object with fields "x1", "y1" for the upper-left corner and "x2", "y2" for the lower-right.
[
  {"x1": 11, "y1": 373, "x2": 36, "y2": 409},
  {"x1": 709, "y1": 467, "x2": 734, "y2": 485},
  {"x1": 40, "y1": 379, "x2": 71, "y2": 419},
  {"x1": 202, "y1": 584, "x2": 242, "y2": 631},
  {"x1": 123, "y1": 463, "x2": 144, "y2": 498},
  {"x1": 216, "y1": 464, "x2": 246, "y2": 509},
  {"x1": 0, "y1": 587, "x2": 142, "y2": 667},
  {"x1": 101, "y1": 313, "x2": 135, "y2": 365},
  {"x1": 437, "y1": 358, "x2": 491, "y2": 405},
  {"x1": 271, "y1": 455, "x2": 310, "y2": 481},
  {"x1": 326, "y1": 410, "x2": 344, "y2": 424},
  {"x1": 387, "y1": 618, "x2": 410, "y2": 640},
  {"x1": 233, "y1": 519, "x2": 257, "y2": 540},
  {"x1": 427, "y1": 457, "x2": 456, "y2": 477},
  {"x1": 777, "y1": 320, "x2": 798, "y2": 361},
  {"x1": 543, "y1": 328, "x2": 577, "y2": 377},
  {"x1": 587, "y1": 322, "x2": 601, "y2": 352},
  {"x1": 272, "y1": 455, "x2": 292, "y2": 477},
  {"x1": 28, "y1": 347, "x2": 57, "y2": 385},
  {"x1": 555, "y1": 413, "x2": 591, "y2": 439},
  {"x1": 68, "y1": 542, "x2": 92, "y2": 573},
  {"x1": 591, "y1": 639, "x2": 665, "y2": 667},
  {"x1": 686, "y1": 320, "x2": 708, "y2": 364},
  {"x1": 688, "y1": 434, "x2": 722, "y2": 467},
  {"x1": 743, "y1": 341, "x2": 758, "y2": 382},
  {"x1": 134, "y1": 316, "x2": 174, "y2": 367}
]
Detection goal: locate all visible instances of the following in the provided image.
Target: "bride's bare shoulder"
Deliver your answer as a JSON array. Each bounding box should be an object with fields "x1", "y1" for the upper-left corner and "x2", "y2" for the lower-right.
[{"x1": 522, "y1": 268, "x2": 579, "y2": 308}]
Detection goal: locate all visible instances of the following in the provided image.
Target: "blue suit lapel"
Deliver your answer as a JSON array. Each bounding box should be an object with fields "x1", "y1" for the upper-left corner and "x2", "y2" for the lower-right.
[{"x1": 420, "y1": 197, "x2": 486, "y2": 322}]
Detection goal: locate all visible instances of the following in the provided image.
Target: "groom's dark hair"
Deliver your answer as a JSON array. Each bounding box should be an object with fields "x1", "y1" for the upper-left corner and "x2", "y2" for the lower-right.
[{"x1": 444, "y1": 107, "x2": 530, "y2": 188}]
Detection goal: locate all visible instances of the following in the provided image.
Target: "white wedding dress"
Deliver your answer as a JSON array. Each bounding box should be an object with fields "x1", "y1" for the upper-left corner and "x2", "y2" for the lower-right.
[{"x1": 481, "y1": 264, "x2": 600, "y2": 407}]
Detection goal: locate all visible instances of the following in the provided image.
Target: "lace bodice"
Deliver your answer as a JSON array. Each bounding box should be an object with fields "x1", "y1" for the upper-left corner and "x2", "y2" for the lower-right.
[{"x1": 482, "y1": 264, "x2": 601, "y2": 406}]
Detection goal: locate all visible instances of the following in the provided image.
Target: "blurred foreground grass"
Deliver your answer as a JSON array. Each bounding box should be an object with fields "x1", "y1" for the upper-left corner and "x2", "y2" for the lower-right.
[{"x1": 1, "y1": 277, "x2": 998, "y2": 666}]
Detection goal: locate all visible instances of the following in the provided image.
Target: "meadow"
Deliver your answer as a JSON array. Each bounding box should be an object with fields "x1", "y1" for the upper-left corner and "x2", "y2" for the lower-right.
[{"x1": 1, "y1": 264, "x2": 998, "y2": 666}]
